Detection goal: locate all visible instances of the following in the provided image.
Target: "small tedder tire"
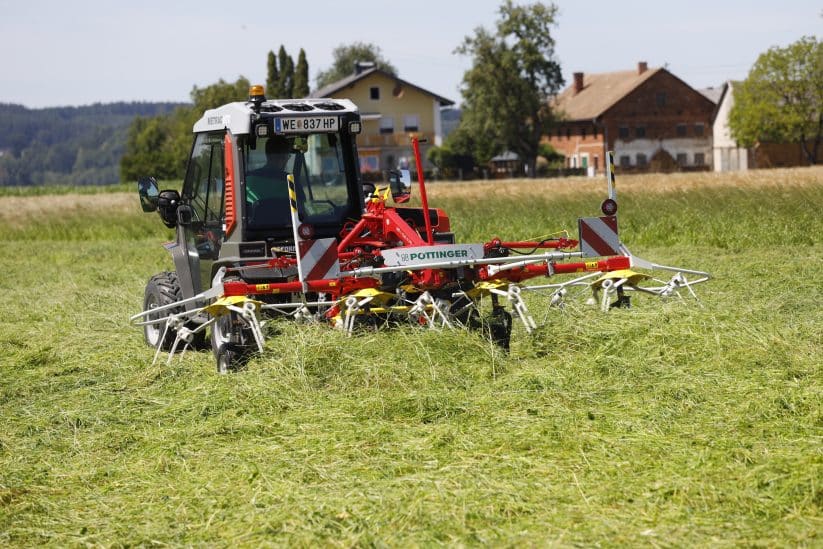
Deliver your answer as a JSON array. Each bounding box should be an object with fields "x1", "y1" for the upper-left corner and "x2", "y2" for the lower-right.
[
  {"x1": 488, "y1": 308, "x2": 513, "y2": 351},
  {"x1": 211, "y1": 312, "x2": 253, "y2": 373},
  {"x1": 215, "y1": 344, "x2": 249, "y2": 374}
]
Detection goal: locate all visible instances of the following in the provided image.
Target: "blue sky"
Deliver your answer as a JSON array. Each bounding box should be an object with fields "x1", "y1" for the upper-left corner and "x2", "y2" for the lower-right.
[{"x1": 0, "y1": 0, "x2": 819, "y2": 108}]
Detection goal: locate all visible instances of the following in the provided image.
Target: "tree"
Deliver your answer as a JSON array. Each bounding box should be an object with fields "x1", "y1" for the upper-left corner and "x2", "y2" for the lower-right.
[
  {"x1": 456, "y1": 1, "x2": 564, "y2": 177},
  {"x1": 315, "y1": 42, "x2": 397, "y2": 89},
  {"x1": 121, "y1": 77, "x2": 250, "y2": 181},
  {"x1": 266, "y1": 50, "x2": 280, "y2": 97},
  {"x1": 277, "y1": 46, "x2": 294, "y2": 99},
  {"x1": 729, "y1": 36, "x2": 822, "y2": 165},
  {"x1": 293, "y1": 48, "x2": 310, "y2": 98}
]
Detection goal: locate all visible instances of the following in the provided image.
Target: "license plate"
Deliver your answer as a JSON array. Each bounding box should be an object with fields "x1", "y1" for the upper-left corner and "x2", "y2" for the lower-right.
[{"x1": 275, "y1": 116, "x2": 339, "y2": 133}]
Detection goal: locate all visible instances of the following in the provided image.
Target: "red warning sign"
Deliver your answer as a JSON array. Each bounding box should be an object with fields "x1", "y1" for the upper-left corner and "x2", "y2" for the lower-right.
[
  {"x1": 578, "y1": 216, "x2": 620, "y2": 258},
  {"x1": 297, "y1": 237, "x2": 340, "y2": 280}
]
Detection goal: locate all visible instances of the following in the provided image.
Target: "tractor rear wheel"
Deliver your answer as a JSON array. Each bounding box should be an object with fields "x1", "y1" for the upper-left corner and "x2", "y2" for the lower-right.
[{"x1": 143, "y1": 272, "x2": 205, "y2": 351}]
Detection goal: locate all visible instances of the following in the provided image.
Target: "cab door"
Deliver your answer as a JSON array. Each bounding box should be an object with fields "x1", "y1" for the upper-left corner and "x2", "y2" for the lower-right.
[{"x1": 176, "y1": 132, "x2": 226, "y2": 297}]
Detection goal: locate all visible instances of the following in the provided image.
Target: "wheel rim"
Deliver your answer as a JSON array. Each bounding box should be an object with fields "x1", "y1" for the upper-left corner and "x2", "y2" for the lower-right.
[
  {"x1": 144, "y1": 294, "x2": 161, "y2": 347},
  {"x1": 212, "y1": 314, "x2": 232, "y2": 349},
  {"x1": 217, "y1": 349, "x2": 231, "y2": 374}
]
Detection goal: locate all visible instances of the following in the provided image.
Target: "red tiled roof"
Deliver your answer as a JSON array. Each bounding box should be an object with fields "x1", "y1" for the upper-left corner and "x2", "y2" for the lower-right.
[{"x1": 552, "y1": 68, "x2": 661, "y2": 121}]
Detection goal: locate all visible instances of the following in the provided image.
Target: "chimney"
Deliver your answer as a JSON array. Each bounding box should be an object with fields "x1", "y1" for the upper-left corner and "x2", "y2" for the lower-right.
[
  {"x1": 573, "y1": 72, "x2": 584, "y2": 94},
  {"x1": 354, "y1": 61, "x2": 376, "y2": 75},
  {"x1": 638, "y1": 61, "x2": 648, "y2": 75}
]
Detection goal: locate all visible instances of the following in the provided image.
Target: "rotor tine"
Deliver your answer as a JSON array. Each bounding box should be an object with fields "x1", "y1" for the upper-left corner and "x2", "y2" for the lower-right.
[
  {"x1": 166, "y1": 334, "x2": 180, "y2": 366},
  {"x1": 682, "y1": 274, "x2": 700, "y2": 301},
  {"x1": 241, "y1": 301, "x2": 265, "y2": 353},
  {"x1": 343, "y1": 295, "x2": 360, "y2": 335},
  {"x1": 151, "y1": 318, "x2": 171, "y2": 366},
  {"x1": 600, "y1": 280, "x2": 613, "y2": 312},
  {"x1": 508, "y1": 285, "x2": 536, "y2": 332},
  {"x1": 433, "y1": 298, "x2": 453, "y2": 328}
]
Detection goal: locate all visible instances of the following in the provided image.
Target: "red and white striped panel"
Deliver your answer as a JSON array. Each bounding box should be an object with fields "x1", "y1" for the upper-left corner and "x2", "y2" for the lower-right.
[
  {"x1": 578, "y1": 215, "x2": 620, "y2": 258},
  {"x1": 297, "y1": 237, "x2": 340, "y2": 280}
]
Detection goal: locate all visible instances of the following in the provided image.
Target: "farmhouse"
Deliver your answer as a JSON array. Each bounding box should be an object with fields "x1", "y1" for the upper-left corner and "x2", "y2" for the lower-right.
[
  {"x1": 711, "y1": 81, "x2": 750, "y2": 171},
  {"x1": 711, "y1": 80, "x2": 823, "y2": 170},
  {"x1": 546, "y1": 62, "x2": 715, "y2": 173},
  {"x1": 312, "y1": 62, "x2": 454, "y2": 175}
]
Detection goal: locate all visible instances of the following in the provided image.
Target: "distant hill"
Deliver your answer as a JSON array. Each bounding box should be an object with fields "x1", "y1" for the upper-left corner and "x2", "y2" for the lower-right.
[{"x1": 0, "y1": 102, "x2": 186, "y2": 186}]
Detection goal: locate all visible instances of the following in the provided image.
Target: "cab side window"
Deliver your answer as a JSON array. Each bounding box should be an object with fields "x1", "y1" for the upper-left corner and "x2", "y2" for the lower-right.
[
  {"x1": 182, "y1": 132, "x2": 225, "y2": 261},
  {"x1": 183, "y1": 132, "x2": 224, "y2": 225}
]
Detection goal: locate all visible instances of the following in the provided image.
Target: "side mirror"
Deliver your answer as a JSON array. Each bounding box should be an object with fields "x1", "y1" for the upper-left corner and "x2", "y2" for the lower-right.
[
  {"x1": 388, "y1": 169, "x2": 412, "y2": 204},
  {"x1": 176, "y1": 204, "x2": 192, "y2": 226},
  {"x1": 138, "y1": 176, "x2": 160, "y2": 212},
  {"x1": 157, "y1": 189, "x2": 181, "y2": 228}
]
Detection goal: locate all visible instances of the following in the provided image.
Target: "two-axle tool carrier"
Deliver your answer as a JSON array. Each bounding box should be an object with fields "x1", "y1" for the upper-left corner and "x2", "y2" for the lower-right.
[{"x1": 131, "y1": 86, "x2": 710, "y2": 372}]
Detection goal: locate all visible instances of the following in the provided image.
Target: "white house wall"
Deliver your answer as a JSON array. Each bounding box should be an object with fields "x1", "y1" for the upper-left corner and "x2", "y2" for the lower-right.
[
  {"x1": 614, "y1": 137, "x2": 713, "y2": 168},
  {"x1": 712, "y1": 82, "x2": 749, "y2": 171}
]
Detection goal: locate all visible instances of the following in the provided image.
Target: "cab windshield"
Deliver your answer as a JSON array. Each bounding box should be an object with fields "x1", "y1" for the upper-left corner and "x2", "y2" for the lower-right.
[{"x1": 244, "y1": 132, "x2": 353, "y2": 229}]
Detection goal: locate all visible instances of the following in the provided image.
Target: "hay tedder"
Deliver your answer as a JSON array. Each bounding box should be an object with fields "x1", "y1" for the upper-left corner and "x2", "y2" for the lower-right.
[{"x1": 131, "y1": 86, "x2": 710, "y2": 372}]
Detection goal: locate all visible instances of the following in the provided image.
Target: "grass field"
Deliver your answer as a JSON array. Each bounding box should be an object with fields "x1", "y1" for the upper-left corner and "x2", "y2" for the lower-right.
[{"x1": 1, "y1": 167, "x2": 821, "y2": 546}]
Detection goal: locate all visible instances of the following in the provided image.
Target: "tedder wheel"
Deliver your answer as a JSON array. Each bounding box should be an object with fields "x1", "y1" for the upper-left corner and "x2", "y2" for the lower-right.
[
  {"x1": 215, "y1": 343, "x2": 250, "y2": 375},
  {"x1": 143, "y1": 271, "x2": 206, "y2": 352},
  {"x1": 210, "y1": 312, "x2": 251, "y2": 374},
  {"x1": 488, "y1": 307, "x2": 513, "y2": 351}
]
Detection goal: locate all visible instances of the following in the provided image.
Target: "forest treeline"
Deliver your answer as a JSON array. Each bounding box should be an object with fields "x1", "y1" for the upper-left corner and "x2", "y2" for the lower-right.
[{"x1": 0, "y1": 102, "x2": 183, "y2": 186}]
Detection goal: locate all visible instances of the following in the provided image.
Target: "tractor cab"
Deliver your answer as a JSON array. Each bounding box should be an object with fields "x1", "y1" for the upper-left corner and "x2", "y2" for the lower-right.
[{"x1": 139, "y1": 88, "x2": 365, "y2": 300}]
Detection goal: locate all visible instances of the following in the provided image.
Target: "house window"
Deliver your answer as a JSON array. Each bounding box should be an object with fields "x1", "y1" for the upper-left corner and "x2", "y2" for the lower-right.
[
  {"x1": 582, "y1": 127, "x2": 587, "y2": 139},
  {"x1": 635, "y1": 126, "x2": 646, "y2": 138},
  {"x1": 619, "y1": 155, "x2": 631, "y2": 167},
  {"x1": 656, "y1": 93, "x2": 666, "y2": 107},
  {"x1": 618, "y1": 126, "x2": 629, "y2": 139},
  {"x1": 636, "y1": 153, "x2": 647, "y2": 166},
  {"x1": 694, "y1": 123, "x2": 705, "y2": 137},
  {"x1": 676, "y1": 153, "x2": 688, "y2": 166},
  {"x1": 359, "y1": 153, "x2": 379, "y2": 173},
  {"x1": 676, "y1": 124, "x2": 687, "y2": 137},
  {"x1": 370, "y1": 87, "x2": 380, "y2": 100},
  {"x1": 379, "y1": 117, "x2": 394, "y2": 134},
  {"x1": 403, "y1": 114, "x2": 419, "y2": 132},
  {"x1": 694, "y1": 153, "x2": 705, "y2": 166}
]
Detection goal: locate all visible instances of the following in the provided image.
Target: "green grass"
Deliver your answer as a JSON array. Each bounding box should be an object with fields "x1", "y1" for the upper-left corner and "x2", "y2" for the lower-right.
[{"x1": 1, "y1": 168, "x2": 821, "y2": 546}]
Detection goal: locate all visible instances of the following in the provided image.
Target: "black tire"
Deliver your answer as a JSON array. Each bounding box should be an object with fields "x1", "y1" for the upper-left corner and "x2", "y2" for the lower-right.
[
  {"x1": 488, "y1": 308, "x2": 513, "y2": 351},
  {"x1": 210, "y1": 312, "x2": 254, "y2": 373},
  {"x1": 143, "y1": 271, "x2": 205, "y2": 351},
  {"x1": 610, "y1": 289, "x2": 631, "y2": 309},
  {"x1": 215, "y1": 343, "x2": 249, "y2": 374}
]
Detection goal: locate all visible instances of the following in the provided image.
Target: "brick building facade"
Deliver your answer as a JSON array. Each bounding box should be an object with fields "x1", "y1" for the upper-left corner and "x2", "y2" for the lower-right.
[{"x1": 546, "y1": 63, "x2": 716, "y2": 173}]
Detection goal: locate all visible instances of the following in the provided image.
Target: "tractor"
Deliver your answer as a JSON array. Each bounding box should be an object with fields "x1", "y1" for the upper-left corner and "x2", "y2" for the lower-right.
[{"x1": 134, "y1": 86, "x2": 709, "y2": 372}]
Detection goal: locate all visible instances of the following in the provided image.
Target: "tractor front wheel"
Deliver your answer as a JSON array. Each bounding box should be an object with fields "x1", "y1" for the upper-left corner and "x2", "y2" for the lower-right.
[
  {"x1": 143, "y1": 272, "x2": 205, "y2": 352},
  {"x1": 143, "y1": 272, "x2": 183, "y2": 351}
]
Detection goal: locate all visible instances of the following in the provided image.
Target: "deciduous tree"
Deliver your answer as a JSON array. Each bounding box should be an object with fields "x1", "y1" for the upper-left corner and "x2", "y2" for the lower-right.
[
  {"x1": 456, "y1": 1, "x2": 563, "y2": 177},
  {"x1": 730, "y1": 36, "x2": 822, "y2": 165},
  {"x1": 315, "y1": 42, "x2": 397, "y2": 89},
  {"x1": 121, "y1": 77, "x2": 250, "y2": 181}
]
